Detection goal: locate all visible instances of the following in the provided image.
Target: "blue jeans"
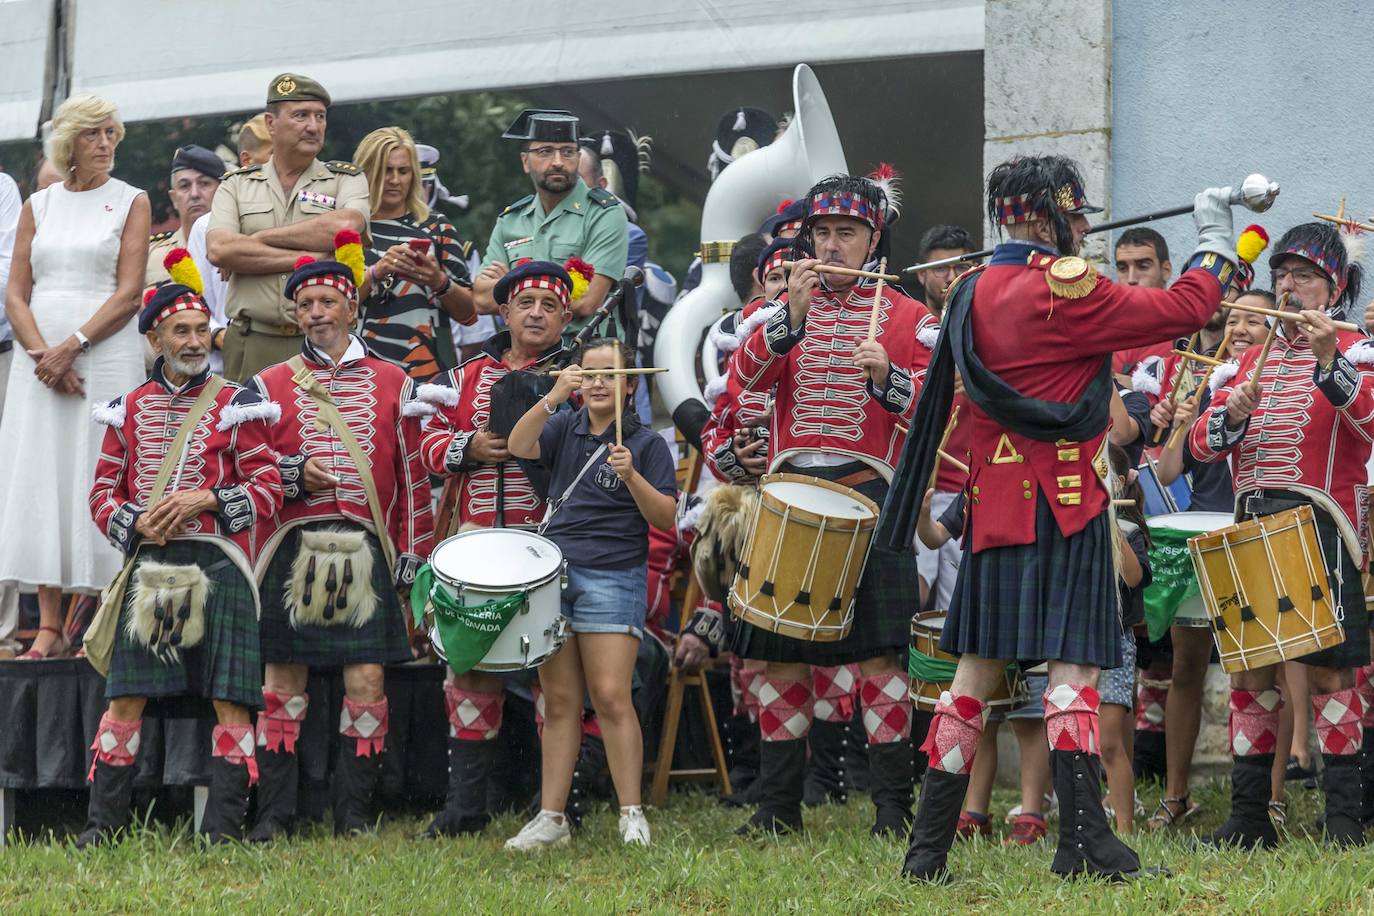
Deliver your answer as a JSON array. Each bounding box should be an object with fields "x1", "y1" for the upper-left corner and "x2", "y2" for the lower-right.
[{"x1": 561, "y1": 562, "x2": 647, "y2": 640}]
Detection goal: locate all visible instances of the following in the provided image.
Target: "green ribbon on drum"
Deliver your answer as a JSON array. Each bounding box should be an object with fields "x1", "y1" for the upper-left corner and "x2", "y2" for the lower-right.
[
  {"x1": 411, "y1": 563, "x2": 525, "y2": 675},
  {"x1": 1143, "y1": 525, "x2": 1203, "y2": 642},
  {"x1": 908, "y1": 645, "x2": 960, "y2": 683}
]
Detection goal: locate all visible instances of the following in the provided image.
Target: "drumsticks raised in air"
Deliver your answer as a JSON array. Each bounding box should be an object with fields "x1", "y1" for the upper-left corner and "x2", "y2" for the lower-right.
[
  {"x1": 1227, "y1": 295, "x2": 1359, "y2": 332},
  {"x1": 863, "y1": 257, "x2": 888, "y2": 381},
  {"x1": 1246, "y1": 293, "x2": 1286, "y2": 397},
  {"x1": 1165, "y1": 327, "x2": 1233, "y2": 451},
  {"x1": 613, "y1": 345, "x2": 624, "y2": 448},
  {"x1": 814, "y1": 262, "x2": 901, "y2": 283},
  {"x1": 1149, "y1": 332, "x2": 1199, "y2": 446},
  {"x1": 925, "y1": 405, "x2": 963, "y2": 486},
  {"x1": 549, "y1": 367, "x2": 667, "y2": 376}
]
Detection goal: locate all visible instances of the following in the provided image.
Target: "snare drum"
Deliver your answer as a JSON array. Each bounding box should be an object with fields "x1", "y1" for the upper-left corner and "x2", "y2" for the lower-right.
[
  {"x1": 425, "y1": 528, "x2": 568, "y2": 673},
  {"x1": 907, "y1": 611, "x2": 1026, "y2": 711},
  {"x1": 1144, "y1": 511, "x2": 1235, "y2": 632},
  {"x1": 1188, "y1": 506, "x2": 1345, "y2": 673},
  {"x1": 729, "y1": 473, "x2": 878, "y2": 642}
]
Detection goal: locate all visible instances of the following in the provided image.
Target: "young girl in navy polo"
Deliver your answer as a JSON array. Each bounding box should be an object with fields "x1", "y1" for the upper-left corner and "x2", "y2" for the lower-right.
[{"x1": 505, "y1": 338, "x2": 678, "y2": 849}]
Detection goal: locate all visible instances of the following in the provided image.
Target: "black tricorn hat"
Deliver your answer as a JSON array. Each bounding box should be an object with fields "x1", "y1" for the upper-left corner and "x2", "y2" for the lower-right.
[{"x1": 502, "y1": 109, "x2": 580, "y2": 143}]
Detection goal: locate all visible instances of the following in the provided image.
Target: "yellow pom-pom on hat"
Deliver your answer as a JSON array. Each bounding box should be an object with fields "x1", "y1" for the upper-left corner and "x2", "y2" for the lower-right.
[
  {"x1": 163, "y1": 247, "x2": 204, "y2": 295},
  {"x1": 1236, "y1": 224, "x2": 1270, "y2": 265},
  {"x1": 333, "y1": 229, "x2": 365, "y2": 288},
  {"x1": 563, "y1": 257, "x2": 595, "y2": 303}
]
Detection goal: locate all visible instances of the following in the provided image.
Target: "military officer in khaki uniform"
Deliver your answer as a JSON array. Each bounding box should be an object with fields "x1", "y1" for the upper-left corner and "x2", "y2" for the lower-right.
[
  {"x1": 207, "y1": 73, "x2": 369, "y2": 382},
  {"x1": 146, "y1": 145, "x2": 226, "y2": 287},
  {"x1": 472, "y1": 109, "x2": 628, "y2": 337}
]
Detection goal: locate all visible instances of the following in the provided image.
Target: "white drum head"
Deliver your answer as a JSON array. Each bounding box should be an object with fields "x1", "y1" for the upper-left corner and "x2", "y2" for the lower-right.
[
  {"x1": 764, "y1": 480, "x2": 875, "y2": 520},
  {"x1": 1146, "y1": 511, "x2": 1235, "y2": 535},
  {"x1": 432, "y1": 529, "x2": 562, "y2": 588}
]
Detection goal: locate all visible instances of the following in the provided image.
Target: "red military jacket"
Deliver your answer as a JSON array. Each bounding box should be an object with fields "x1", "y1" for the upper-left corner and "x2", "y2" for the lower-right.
[
  {"x1": 935, "y1": 392, "x2": 972, "y2": 494},
  {"x1": 250, "y1": 336, "x2": 435, "y2": 577},
  {"x1": 90, "y1": 364, "x2": 284, "y2": 566},
  {"x1": 730, "y1": 281, "x2": 937, "y2": 480},
  {"x1": 959, "y1": 241, "x2": 1224, "y2": 551},
  {"x1": 702, "y1": 298, "x2": 777, "y2": 483},
  {"x1": 418, "y1": 332, "x2": 558, "y2": 529},
  {"x1": 1188, "y1": 328, "x2": 1374, "y2": 561}
]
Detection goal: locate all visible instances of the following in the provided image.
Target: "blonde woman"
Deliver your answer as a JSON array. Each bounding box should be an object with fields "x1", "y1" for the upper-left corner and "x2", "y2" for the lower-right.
[
  {"x1": 0, "y1": 94, "x2": 149, "y2": 659},
  {"x1": 353, "y1": 127, "x2": 476, "y2": 380}
]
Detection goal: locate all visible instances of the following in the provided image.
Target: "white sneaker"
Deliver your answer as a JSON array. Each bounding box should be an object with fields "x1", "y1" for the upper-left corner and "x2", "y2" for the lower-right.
[
  {"x1": 504, "y1": 810, "x2": 571, "y2": 851},
  {"x1": 619, "y1": 805, "x2": 651, "y2": 846}
]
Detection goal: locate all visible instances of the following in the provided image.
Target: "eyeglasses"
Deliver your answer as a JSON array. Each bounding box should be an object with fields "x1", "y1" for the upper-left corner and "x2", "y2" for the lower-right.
[
  {"x1": 525, "y1": 146, "x2": 580, "y2": 161},
  {"x1": 1272, "y1": 267, "x2": 1330, "y2": 286}
]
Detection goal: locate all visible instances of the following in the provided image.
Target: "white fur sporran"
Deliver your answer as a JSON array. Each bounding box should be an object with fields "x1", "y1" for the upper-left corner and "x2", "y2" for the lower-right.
[
  {"x1": 285, "y1": 528, "x2": 378, "y2": 629},
  {"x1": 127, "y1": 561, "x2": 210, "y2": 661}
]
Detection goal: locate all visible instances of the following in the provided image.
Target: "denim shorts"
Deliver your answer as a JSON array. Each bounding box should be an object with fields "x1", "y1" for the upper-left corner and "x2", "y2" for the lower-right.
[
  {"x1": 1003, "y1": 631, "x2": 1137, "y2": 718},
  {"x1": 561, "y1": 562, "x2": 647, "y2": 640}
]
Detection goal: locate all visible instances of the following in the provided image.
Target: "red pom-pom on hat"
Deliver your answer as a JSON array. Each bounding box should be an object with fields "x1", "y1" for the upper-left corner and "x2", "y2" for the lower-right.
[
  {"x1": 162, "y1": 246, "x2": 192, "y2": 272},
  {"x1": 333, "y1": 228, "x2": 361, "y2": 248},
  {"x1": 294, "y1": 255, "x2": 316, "y2": 270},
  {"x1": 563, "y1": 256, "x2": 595, "y2": 282},
  {"x1": 776, "y1": 199, "x2": 793, "y2": 214},
  {"x1": 143, "y1": 287, "x2": 159, "y2": 305}
]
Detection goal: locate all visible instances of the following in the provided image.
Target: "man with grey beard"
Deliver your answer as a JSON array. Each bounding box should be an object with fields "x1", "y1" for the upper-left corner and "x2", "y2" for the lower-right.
[{"x1": 81, "y1": 252, "x2": 284, "y2": 847}]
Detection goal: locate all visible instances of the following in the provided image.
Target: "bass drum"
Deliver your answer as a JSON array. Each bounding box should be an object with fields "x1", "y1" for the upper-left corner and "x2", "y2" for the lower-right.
[{"x1": 428, "y1": 528, "x2": 568, "y2": 672}]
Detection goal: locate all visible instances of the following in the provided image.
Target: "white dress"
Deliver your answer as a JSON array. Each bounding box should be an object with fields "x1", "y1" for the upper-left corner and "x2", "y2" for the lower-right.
[{"x1": 0, "y1": 178, "x2": 145, "y2": 593}]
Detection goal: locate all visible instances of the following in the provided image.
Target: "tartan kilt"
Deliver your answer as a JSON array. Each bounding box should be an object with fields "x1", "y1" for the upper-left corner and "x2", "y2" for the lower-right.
[
  {"x1": 106, "y1": 540, "x2": 263, "y2": 710},
  {"x1": 944, "y1": 493, "x2": 1122, "y2": 669},
  {"x1": 258, "y1": 520, "x2": 411, "y2": 667},
  {"x1": 728, "y1": 465, "x2": 916, "y2": 666}
]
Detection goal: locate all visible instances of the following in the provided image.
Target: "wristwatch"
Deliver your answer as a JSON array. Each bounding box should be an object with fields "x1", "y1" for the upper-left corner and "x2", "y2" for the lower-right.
[{"x1": 73, "y1": 330, "x2": 92, "y2": 353}]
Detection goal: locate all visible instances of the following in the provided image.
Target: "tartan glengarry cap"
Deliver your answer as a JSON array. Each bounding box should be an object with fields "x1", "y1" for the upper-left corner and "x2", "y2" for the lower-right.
[
  {"x1": 995, "y1": 178, "x2": 1102, "y2": 226},
  {"x1": 139, "y1": 283, "x2": 210, "y2": 334},
  {"x1": 267, "y1": 73, "x2": 331, "y2": 106},
  {"x1": 494, "y1": 259, "x2": 572, "y2": 307},
  {"x1": 285, "y1": 257, "x2": 356, "y2": 301}
]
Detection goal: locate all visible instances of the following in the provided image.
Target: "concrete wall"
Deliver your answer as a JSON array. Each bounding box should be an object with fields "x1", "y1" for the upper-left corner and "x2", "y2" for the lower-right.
[{"x1": 1112, "y1": 0, "x2": 1374, "y2": 285}]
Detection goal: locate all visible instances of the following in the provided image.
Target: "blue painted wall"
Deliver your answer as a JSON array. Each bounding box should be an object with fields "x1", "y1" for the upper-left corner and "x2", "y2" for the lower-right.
[{"x1": 1111, "y1": 1, "x2": 1374, "y2": 294}]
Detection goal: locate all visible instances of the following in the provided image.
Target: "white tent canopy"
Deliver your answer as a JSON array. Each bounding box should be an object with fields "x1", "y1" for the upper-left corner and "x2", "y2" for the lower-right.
[{"x1": 0, "y1": 0, "x2": 982, "y2": 142}]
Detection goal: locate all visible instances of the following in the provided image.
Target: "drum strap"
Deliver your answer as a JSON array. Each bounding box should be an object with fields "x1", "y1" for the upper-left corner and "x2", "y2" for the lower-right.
[{"x1": 537, "y1": 444, "x2": 608, "y2": 535}]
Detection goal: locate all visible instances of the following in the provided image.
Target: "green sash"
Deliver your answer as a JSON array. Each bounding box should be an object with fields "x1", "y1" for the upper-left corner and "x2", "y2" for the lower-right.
[
  {"x1": 411, "y1": 563, "x2": 525, "y2": 675},
  {"x1": 1143, "y1": 524, "x2": 1203, "y2": 641}
]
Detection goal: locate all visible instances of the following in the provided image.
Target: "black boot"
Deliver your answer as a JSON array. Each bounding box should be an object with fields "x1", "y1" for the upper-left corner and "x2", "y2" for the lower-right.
[
  {"x1": 1321, "y1": 753, "x2": 1367, "y2": 847},
  {"x1": 332, "y1": 746, "x2": 382, "y2": 836},
  {"x1": 847, "y1": 717, "x2": 871, "y2": 793},
  {"x1": 421, "y1": 737, "x2": 495, "y2": 838},
  {"x1": 75, "y1": 761, "x2": 137, "y2": 849},
  {"x1": 201, "y1": 757, "x2": 252, "y2": 844},
  {"x1": 246, "y1": 747, "x2": 299, "y2": 842},
  {"x1": 1050, "y1": 750, "x2": 1147, "y2": 880},
  {"x1": 803, "y1": 719, "x2": 850, "y2": 807},
  {"x1": 1203, "y1": 753, "x2": 1278, "y2": 850},
  {"x1": 867, "y1": 740, "x2": 915, "y2": 837},
  {"x1": 1361, "y1": 729, "x2": 1374, "y2": 826},
  {"x1": 735, "y1": 738, "x2": 806, "y2": 835},
  {"x1": 900, "y1": 768, "x2": 968, "y2": 883},
  {"x1": 721, "y1": 714, "x2": 761, "y2": 807}
]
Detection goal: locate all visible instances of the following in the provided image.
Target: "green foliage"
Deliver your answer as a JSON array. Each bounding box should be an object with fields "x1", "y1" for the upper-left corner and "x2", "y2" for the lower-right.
[{"x1": 4, "y1": 782, "x2": 1373, "y2": 913}]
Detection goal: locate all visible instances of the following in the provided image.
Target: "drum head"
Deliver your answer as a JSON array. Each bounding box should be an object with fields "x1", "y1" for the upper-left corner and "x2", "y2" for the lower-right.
[
  {"x1": 1147, "y1": 511, "x2": 1235, "y2": 534},
  {"x1": 432, "y1": 529, "x2": 562, "y2": 588},
  {"x1": 762, "y1": 479, "x2": 875, "y2": 520}
]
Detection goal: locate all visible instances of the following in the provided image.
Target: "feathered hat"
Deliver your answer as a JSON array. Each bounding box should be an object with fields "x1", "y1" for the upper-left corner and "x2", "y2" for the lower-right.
[
  {"x1": 985, "y1": 155, "x2": 1101, "y2": 255},
  {"x1": 707, "y1": 107, "x2": 777, "y2": 181},
  {"x1": 1268, "y1": 220, "x2": 1364, "y2": 315},
  {"x1": 580, "y1": 128, "x2": 651, "y2": 216},
  {"x1": 866, "y1": 163, "x2": 903, "y2": 227},
  {"x1": 139, "y1": 248, "x2": 210, "y2": 333},
  {"x1": 494, "y1": 259, "x2": 575, "y2": 308},
  {"x1": 285, "y1": 230, "x2": 365, "y2": 301},
  {"x1": 1231, "y1": 224, "x2": 1270, "y2": 292}
]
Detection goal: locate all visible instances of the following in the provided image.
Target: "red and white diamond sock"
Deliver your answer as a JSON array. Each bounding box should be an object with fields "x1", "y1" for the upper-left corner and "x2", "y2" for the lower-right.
[
  {"x1": 1311, "y1": 687, "x2": 1364, "y2": 756},
  {"x1": 444, "y1": 682, "x2": 503, "y2": 741},
  {"x1": 340, "y1": 696, "x2": 389, "y2": 757},
  {"x1": 919, "y1": 691, "x2": 985, "y2": 773},
  {"x1": 256, "y1": 690, "x2": 308, "y2": 753},
  {"x1": 88, "y1": 712, "x2": 142, "y2": 781},
  {"x1": 757, "y1": 674, "x2": 814, "y2": 742},
  {"x1": 743, "y1": 668, "x2": 765, "y2": 724},
  {"x1": 532, "y1": 685, "x2": 546, "y2": 738},
  {"x1": 813, "y1": 664, "x2": 858, "y2": 724},
  {"x1": 1134, "y1": 678, "x2": 1169, "y2": 733},
  {"x1": 859, "y1": 673, "x2": 912, "y2": 744},
  {"x1": 1044, "y1": 684, "x2": 1101, "y2": 754},
  {"x1": 212, "y1": 723, "x2": 259, "y2": 785},
  {"x1": 1355, "y1": 664, "x2": 1374, "y2": 730},
  {"x1": 1227, "y1": 688, "x2": 1282, "y2": 756}
]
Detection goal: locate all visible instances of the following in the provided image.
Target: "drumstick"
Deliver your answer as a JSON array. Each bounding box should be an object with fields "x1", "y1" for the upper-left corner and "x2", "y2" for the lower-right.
[
  {"x1": 1165, "y1": 328, "x2": 1233, "y2": 451},
  {"x1": 1149, "y1": 332, "x2": 1199, "y2": 446},
  {"x1": 1171, "y1": 349, "x2": 1225, "y2": 367},
  {"x1": 549, "y1": 367, "x2": 668, "y2": 376},
  {"x1": 613, "y1": 345, "x2": 623, "y2": 448},
  {"x1": 937, "y1": 449, "x2": 970, "y2": 474},
  {"x1": 925, "y1": 405, "x2": 962, "y2": 488},
  {"x1": 1247, "y1": 293, "x2": 1285, "y2": 397},
  {"x1": 814, "y1": 262, "x2": 901, "y2": 283},
  {"x1": 1111, "y1": 499, "x2": 1138, "y2": 507},
  {"x1": 864, "y1": 257, "x2": 888, "y2": 382},
  {"x1": 1227, "y1": 297, "x2": 1359, "y2": 332}
]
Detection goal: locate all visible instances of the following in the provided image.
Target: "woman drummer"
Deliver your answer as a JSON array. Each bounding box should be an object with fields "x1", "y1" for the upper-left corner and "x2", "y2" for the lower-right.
[{"x1": 505, "y1": 338, "x2": 678, "y2": 849}]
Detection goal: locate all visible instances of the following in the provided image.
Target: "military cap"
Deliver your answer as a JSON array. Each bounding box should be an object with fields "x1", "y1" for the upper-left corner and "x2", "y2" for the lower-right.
[
  {"x1": 494, "y1": 259, "x2": 573, "y2": 307},
  {"x1": 267, "y1": 73, "x2": 331, "y2": 106},
  {"x1": 502, "y1": 109, "x2": 579, "y2": 143},
  {"x1": 170, "y1": 144, "x2": 227, "y2": 181}
]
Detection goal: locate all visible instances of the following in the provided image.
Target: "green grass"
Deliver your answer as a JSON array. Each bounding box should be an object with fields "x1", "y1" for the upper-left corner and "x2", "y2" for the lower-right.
[{"x1": 2, "y1": 780, "x2": 1373, "y2": 914}]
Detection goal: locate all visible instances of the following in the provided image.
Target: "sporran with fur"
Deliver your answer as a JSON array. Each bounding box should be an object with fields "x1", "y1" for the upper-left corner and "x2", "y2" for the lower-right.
[
  {"x1": 286, "y1": 527, "x2": 378, "y2": 628},
  {"x1": 127, "y1": 561, "x2": 211, "y2": 662},
  {"x1": 691, "y1": 485, "x2": 759, "y2": 603}
]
